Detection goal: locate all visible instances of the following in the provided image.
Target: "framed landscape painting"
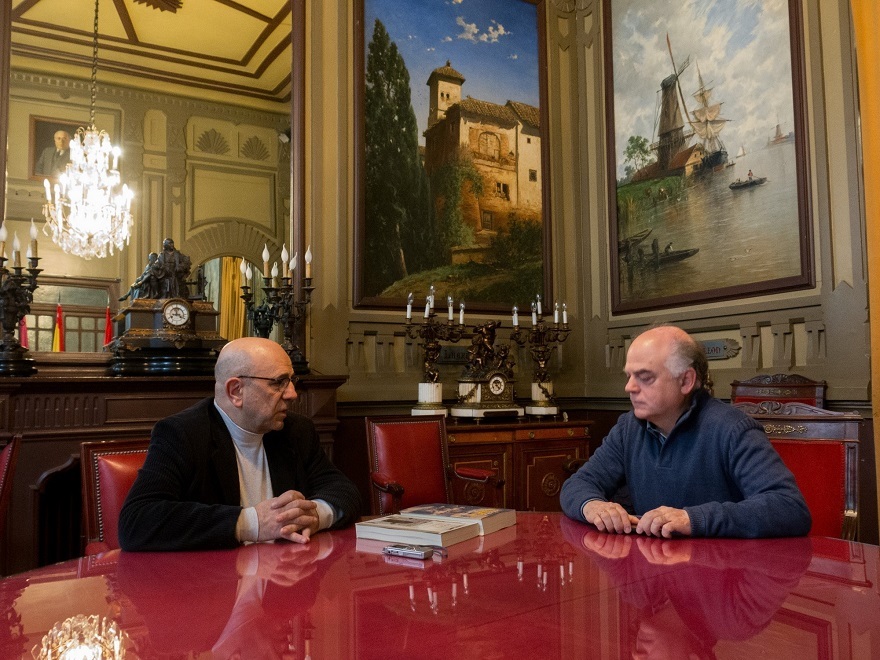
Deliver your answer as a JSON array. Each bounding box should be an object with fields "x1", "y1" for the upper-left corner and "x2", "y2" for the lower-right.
[
  {"x1": 605, "y1": 0, "x2": 814, "y2": 313},
  {"x1": 354, "y1": 0, "x2": 551, "y2": 312}
]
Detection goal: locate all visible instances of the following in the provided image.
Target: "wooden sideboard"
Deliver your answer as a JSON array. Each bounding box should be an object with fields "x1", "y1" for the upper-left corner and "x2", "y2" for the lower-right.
[
  {"x1": 445, "y1": 418, "x2": 592, "y2": 512},
  {"x1": 0, "y1": 372, "x2": 346, "y2": 576}
]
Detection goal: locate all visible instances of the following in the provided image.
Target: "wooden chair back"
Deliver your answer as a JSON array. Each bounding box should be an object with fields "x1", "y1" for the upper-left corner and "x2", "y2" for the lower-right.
[
  {"x1": 730, "y1": 374, "x2": 827, "y2": 407},
  {"x1": 81, "y1": 438, "x2": 150, "y2": 553},
  {"x1": 734, "y1": 401, "x2": 861, "y2": 539},
  {"x1": 0, "y1": 436, "x2": 21, "y2": 567}
]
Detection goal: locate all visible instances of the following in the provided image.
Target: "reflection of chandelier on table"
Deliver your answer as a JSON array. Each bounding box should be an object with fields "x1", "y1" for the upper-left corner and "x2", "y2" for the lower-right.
[{"x1": 41, "y1": 0, "x2": 133, "y2": 260}]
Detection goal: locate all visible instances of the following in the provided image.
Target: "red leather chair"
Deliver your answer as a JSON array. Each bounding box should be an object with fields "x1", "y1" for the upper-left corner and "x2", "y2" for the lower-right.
[
  {"x1": 730, "y1": 373, "x2": 827, "y2": 407},
  {"x1": 365, "y1": 415, "x2": 503, "y2": 515},
  {"x1": 0, "y1": 436, "x2": 21, "y2": 568},
  {"x1": 734, "y1": 401, "x2": 861, "y2": 539},
  {"x1": 81, "y1": 438, "x2": 150, "y2": 554}
]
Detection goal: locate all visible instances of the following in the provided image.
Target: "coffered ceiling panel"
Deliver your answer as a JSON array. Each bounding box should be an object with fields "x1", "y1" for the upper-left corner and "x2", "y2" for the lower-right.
[{"x1": 10, "y1": 0, "x2": 292, "y2": 109}]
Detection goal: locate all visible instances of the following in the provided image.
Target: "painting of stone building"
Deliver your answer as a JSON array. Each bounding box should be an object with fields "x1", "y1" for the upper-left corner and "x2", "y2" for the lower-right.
[{"x1": 358, "y1": 0, "x2": 545, "y2": 309}]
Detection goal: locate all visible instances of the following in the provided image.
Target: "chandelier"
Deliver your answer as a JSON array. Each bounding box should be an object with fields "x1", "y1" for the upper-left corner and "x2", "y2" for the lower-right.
[{"x1": 41, "y1": 0, "x2": 133, "y2": 260}]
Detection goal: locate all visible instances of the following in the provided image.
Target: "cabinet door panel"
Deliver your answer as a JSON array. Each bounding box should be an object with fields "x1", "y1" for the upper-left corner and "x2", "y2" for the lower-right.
[
  {"x1": 448, "y1": 443, "x2": 512, "y2": 508},
  {"x1": 518, "y1": 440, "x2": 588, "y2": 512}
]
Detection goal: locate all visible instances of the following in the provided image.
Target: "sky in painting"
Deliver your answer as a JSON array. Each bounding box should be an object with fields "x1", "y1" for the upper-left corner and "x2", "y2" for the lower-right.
[
  {"x1": 364, "y1": 0, "x2": 539, "y2": 146},
  {"x1": 610, "y1": 0, "x2": 796, "y2": 179}
]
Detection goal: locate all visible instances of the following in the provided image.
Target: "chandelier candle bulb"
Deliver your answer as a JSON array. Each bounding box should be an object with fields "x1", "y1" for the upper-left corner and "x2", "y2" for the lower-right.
[
  {"x1": 245, "y1": 265, "x2": 252, "y2": 282},
  {"x1": 424, "y1": 300, "x2": 431, "y2": 318},
  {"x1": 459, "y1": 301, "x2": 465, "y2": 326},
  {"x1": 531, "y1": 301, "x2": 538, "y2": 326},
  {"x1": 262, "y1": 244, "x2": 270, "y2": 278},
  {"x1": 428, "y1": 284, "x2": 435, "y2": 309},
  {"x1": 562, "y1": 303, "x2": 568, "y2": 325},
  {"x1": 0, "y1": 224, "x2": 6, "y2": 257},
  {"x1": 447, "y1": 296, "x2": 453, "y2": 321},
  {"x1": 512, "y1": 305, "x2": 519, "y2": 327},
  {"x1": 239, "y1": 258, "x2": 247, "y2": 277},
  {"x1": 554, "y1": 301, "x2": 559, "y2": 324},
  {"x1": 536, "y1": 294, "x2": 542, "y2": 316},
  {"x1": 281, "y1": 244, "x2": 289, "y2": 264},
  {"x1": 271, "y1": 262, "x2": 279, "y2": 287},
  {"x1": 406, "y1": 292, "x2": 413, "y2": 320},
  {"x1": 12, "y1": 234, "x2": 20, "y2": 268},
  {"x1": 305, "y1": 245, "x2": 312, "y2": 279}
]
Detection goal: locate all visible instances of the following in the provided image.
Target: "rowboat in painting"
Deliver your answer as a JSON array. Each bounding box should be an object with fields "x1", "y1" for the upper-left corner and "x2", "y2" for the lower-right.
[
  {"x1": 729, "y1": 176, "x2": 767, "y2": 190},
  {"x1": 618, "y1": 228, "x2": 653, "y2": 255}
]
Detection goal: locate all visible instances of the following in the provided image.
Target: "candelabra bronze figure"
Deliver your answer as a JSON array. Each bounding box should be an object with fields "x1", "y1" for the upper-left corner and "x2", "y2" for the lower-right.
[
  {"x1": 0, "y1": 253, "x2": 41, "y2": 376},
  {"x1": 404, "y1": 300, "x2": 466, "y2": 415},
  {"x1": 240, "y1": 273, "x2": 314, "y2": 374},
  {"x1": 509, "y1": 303, "x2": 571, "y2": 415}
]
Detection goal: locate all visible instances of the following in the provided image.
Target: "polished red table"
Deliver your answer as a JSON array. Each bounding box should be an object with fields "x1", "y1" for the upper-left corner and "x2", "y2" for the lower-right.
[{"x1": 2, "y1": 512, "x2": 879, "y2": 658}]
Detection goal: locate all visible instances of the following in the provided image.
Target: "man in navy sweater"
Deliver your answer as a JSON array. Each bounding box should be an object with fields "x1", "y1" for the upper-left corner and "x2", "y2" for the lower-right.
[{"x1": 560, "y1": 325, "x2": 811, "y2": 538}]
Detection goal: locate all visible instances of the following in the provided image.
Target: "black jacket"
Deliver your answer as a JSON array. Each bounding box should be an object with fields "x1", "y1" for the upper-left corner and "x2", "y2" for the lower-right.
[{"x1": 119, "y1": 397, "x2": 361, "y2": 551}]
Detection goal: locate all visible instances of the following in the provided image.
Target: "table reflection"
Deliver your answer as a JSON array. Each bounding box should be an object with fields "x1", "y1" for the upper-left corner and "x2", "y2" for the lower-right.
[{"x1": 560, "y1": 517, "x2": 812, "y2": 657}]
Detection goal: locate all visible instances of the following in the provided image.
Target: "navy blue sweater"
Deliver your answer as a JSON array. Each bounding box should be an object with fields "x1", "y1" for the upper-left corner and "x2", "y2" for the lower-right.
[{"x1": 560, "y1": 391, "x2": 811, "y2": 537}]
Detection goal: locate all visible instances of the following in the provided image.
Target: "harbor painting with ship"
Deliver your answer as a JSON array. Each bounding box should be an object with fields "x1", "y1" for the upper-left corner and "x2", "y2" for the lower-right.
[{"x1": 608, "y1": 0, "x2": 811, "y2": 312}]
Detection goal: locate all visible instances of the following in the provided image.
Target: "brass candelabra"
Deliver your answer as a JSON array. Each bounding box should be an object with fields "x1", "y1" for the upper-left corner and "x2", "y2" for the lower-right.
[
  {"x1": 509, "y1": 301, "x2": 570, "y2": 413},
  {"x1": 240, "y1": 273, "x2": 314, "y2": 374},
  {"x1": 0, "y1": 250, "x2": 41, "y2": 376},
  {"x1": 404, "y1": 300, "x2": 466, "y2": 384}
]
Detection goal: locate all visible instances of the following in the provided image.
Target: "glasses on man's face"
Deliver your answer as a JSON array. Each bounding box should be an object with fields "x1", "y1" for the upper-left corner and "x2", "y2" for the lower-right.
[{"x1": 237, "y1": 374, "x2": 298, "y2": 392}]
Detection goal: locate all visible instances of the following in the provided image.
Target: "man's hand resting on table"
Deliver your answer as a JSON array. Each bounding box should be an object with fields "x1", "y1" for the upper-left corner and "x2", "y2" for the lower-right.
[
  {"x1": 255, "y1": 490, "x2": 321, "y2": 543},
  {"x1": 582, "y1": 500, "x2": 691, "y2": 538}
]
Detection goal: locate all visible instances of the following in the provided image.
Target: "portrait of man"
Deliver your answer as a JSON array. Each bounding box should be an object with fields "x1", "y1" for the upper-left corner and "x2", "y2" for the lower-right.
[{"x1": 30, "y1": 117, "x2": 81, "y2": 180}]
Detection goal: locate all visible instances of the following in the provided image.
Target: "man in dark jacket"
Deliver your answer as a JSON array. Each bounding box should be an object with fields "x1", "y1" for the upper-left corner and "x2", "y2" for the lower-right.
[{"x1": 119, "y1": 337, "x2": 361, "y2": 550}]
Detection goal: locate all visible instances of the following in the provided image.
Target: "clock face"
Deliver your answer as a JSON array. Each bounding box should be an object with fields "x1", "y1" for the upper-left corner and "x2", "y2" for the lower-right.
[
  {"x1": 163, "y1": 301, "x2": 190, "y2": 327},
  {"x1": 489, "y1": 375, "x2": 506, "y2": 396}
]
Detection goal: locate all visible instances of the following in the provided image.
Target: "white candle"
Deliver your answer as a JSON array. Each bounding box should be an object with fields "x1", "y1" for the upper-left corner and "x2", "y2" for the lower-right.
[
  {"x1": 305, "y1": 245, "x2": 313, "y2": 278},
  {"x1": 424, "y1": 301, "x2": 431, "y2": 318},
  {"x1": 44, "y1": 179, "x2": 52, "y2": 202},
  {"x1": 512, "y1": 305, "x2": 519, "y2": 327},
  {"x1": 459, "y1": 301, "x2": 465, "y2": 326},
  {"x1": 428, "y1": 284, "x2": 435, "y2": 309},
  {"x1": 406, "y1": 292, "x2": 413, "y2": 320},
  {"x1": 562, "y1": 303, "x2": 568, "y2": 325},
  {"x1": 112, "y1": 146, "x2": 120, "y2": 170},
  {"x1": 536, "y1": 294, "x2": 542, "y2": 316},
  {"x1": 271, "y1": 261, "x2": 279, "y2": 278},
  {"x1": 239, "y1": 258, "x2": 247, "y2": 277},
  {"x1": 554, "y1": 301, "x2": 559, "y2": 324},
  {"x1": 281, "y1": 244, "x2": 289, "y2": 264},
  {"x1": 262, "y1": 244, "x2": 270, "y2": 278},
  {"x1": 245, "y1": 265, "x2": 252, "y2": 282},
  {"x1": 531, "y1": 301, "x2": 537, "y2": 326},
  {"x1": 0, "y1": 224, "x2": 6, "y2": 258},
  {"x1": 12, "y1": 233, "x2": 20, "y2": 268},
  {"x1": 291, "y1": 252, "x2": 298, "y2": 274},
  {"x1": 447, "y1": 296, "x2": 453, "y2": 321}
]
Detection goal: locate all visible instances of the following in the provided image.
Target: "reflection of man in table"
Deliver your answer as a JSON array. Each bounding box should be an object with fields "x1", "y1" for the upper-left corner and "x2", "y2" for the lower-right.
[
  {"x1": 35, "y1": 130, "x2": 72, "y2": 176},
  {"x1": 561, "y1": 517, "x2": 811, "y2": 656}
]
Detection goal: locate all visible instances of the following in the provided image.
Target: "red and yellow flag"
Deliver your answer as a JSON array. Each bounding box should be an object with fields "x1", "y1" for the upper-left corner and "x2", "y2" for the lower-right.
[
  {"x1": 103, "y1": 306, "x2": 113, "y2": 346},
  {"x1": 18, "y1": 316, "x2": 28, "y2": 348},
  {"x1": 52, "y1": 303, "x2": 65, "y2": 352}
]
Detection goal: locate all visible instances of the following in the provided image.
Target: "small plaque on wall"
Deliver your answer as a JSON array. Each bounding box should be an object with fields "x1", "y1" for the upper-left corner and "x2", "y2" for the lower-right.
[{"x1": 699, "y1": 339, "x2": 741, "y2": 361}]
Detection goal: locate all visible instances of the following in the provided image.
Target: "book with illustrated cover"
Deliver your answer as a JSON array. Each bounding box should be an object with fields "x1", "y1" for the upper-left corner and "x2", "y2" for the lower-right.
[
  {"x1": 399, "y1": 504, "x2": 517, "y2": 535},
  {"x1": 355, "y1": 515, "x2": 480, "y2": 547}
]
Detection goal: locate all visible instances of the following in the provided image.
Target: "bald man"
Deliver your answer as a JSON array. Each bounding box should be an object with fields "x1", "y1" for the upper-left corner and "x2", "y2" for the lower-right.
[
  {"x1": 561, "y1": 325, "x2": 810, "y2": 538},
  {"x1": 119, "y1": 337, "x2": 362, "y2": 551}
]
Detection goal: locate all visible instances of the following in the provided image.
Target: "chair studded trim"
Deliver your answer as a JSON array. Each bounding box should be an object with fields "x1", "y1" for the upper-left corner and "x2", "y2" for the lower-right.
[{"x1": 91, "y1": 449, "x2": 148, "y2": 542}]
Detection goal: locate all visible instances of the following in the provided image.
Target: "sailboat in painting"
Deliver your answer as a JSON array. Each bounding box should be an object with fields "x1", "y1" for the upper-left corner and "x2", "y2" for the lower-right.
[{"x1": 736, "y1": 144, "x2": 746, "y2": 158}]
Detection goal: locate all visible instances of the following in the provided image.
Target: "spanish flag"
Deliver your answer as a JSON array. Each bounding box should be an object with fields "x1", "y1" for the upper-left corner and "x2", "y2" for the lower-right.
[
  {"x1": 18, "y1": 316, "x2": 28, "y2": 349},
  {"x1": 103, "y1": 306, "x2": 113, "y2": 346},
  {"x1": 52, "y1": 303, "x2": 65, "y2": 352}
]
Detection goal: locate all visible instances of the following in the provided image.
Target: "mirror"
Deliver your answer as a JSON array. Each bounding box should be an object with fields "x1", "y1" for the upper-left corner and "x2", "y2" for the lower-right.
[{"x1": 2, "y1": 0, "x2": 304, "y2": 348}]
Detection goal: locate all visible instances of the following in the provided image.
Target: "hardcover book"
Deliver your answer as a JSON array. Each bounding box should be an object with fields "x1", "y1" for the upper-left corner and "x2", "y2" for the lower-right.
[
  {"x1": 399, "y1": 504, "x2": 517, "y2": 535},
  {"x1": 355, "y1": 515, "x2": 480, "y2": 547}
]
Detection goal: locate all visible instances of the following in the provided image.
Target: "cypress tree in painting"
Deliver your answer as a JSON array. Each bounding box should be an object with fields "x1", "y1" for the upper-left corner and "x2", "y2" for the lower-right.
[{"x1": 364, "y1": 19, "x2": 435, "y2": 297}]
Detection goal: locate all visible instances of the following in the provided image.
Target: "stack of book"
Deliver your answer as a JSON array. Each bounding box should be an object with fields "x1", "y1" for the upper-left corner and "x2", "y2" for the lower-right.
[{"x1": 355, "y1": 504, "x2": 517, "y2": 548}]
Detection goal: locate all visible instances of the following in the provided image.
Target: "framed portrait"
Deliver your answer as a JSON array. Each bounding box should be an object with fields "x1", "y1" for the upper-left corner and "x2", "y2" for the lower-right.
[
  {"x1": 354, "y1": 0, "x2": 551, "y2": 313},
  {"x1": 29, "y1": 116, "x2": 84, "y2": 181},
  {"x1": 604, "y1": 0, "x2": 814, "y2": 314}
]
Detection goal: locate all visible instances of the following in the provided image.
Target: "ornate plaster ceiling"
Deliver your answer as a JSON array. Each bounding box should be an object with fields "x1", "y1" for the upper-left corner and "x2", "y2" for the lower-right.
[{"x1": 10, "y1": 0, "x2": 292, "y2": 110}]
